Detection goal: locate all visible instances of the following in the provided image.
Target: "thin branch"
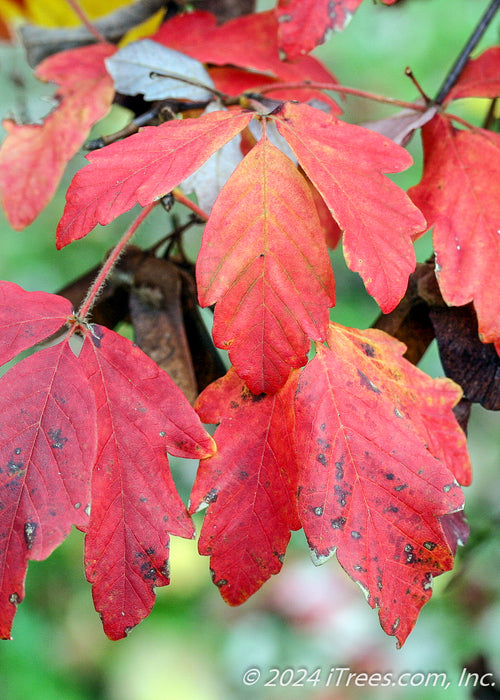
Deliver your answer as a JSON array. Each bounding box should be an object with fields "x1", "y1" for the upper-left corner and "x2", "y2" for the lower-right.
[
  {"x1": 446, "y1": 112, "x2": 483, "y2": 131},
  {"x1": 434, "y1": 0, "x2": 500, "y2": 104},
  {"x1": 254, "y1": 81, "x2": 428, "y2": 112}
]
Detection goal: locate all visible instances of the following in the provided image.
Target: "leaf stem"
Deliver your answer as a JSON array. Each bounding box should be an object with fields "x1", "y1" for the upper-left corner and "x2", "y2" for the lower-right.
[
  {"x1": 254, "y1": 81, "x2": 427, "y2": 112},
  {"x1": 64, "y1": 0, "x2": 107, "y2": 43},
  {"x1": 172, "y1": 188, "x2": 209, "y2": 222},
  {"x1": 77, "y1": 203, "x2": 156, "y2": 320},
  {"x1": 446, "y1": 112, "x2": 482, "y2": 131},
  {"x1": 434, "y1": 0, "x2": 500, "y2": 104}
]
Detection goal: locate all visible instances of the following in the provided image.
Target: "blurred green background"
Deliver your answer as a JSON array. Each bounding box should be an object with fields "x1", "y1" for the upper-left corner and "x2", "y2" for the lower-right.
[{"x1": 0, "y1": 0, "x2": 500, "y2": 698}]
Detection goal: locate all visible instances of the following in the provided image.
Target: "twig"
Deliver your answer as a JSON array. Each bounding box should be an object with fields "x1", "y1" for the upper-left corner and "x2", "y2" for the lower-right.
[
  {"x1": 434, "y1": 0, "x2": 500, "y2": 104},
  {"x1": 254, "y1": 81, "x2": 427, "y2": 112}
]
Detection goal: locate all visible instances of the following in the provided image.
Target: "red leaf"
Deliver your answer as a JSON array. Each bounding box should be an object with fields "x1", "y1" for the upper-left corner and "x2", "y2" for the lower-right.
[
  {"x1": 294, "y1": 324, "x2": 466, "y2": 646},
  {"x1": 408, "y1": 114, "x2": 500, "y2": 344},
  {"x1": 191, "y1": 369, "x2": 300, "y2": 605},
  {"x1": 0, "y1": 281, "x2": 71, "y2": 364},
  {"x1": 274, "y1": 101, "x2": 427, "y2": 312},
  {"x1": 445, "y1": 47, "x2": 500, "y2": 102},
  {"x1": 0, "y1": 340, "x2": 96, "y2": 638},
  {"x1": 56, "y1": 108, "x2": 252, "y2": 248},
  {"x1": 275, "y1": 0, "x2": 363, "y2": 59},
  {"x1": 0, "y1": 43, "x2": 116, "y2": 230},
  {"x1": 153, "y1": 10, "x2": 341, "y2": 112},
  {"x1": 80, "y1": 326, "x2": 215, "y2": 640},
  {"x1": 196, "y1": 126, "x2": 335, "y2": 394}
]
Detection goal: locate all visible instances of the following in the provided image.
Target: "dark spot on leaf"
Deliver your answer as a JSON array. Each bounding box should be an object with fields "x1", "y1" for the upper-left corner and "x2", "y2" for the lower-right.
[
  {"x1": 353, "y1": 564, "x2": 366, "y2": 572},
  {"x1": 209, "y1": 569, "x2": 228, "y2": 588},
  {"x1": 395, "y1": 483, "x2": 407, "y2": 491},
  {"x1": 404, "y1": 543, "x2": 417, "y2": 564},
  {"x1": 14, "y1": 448, "x2": 21, "y2": 455},
  {"x1": 357, "y1": 369, "x2": 381, "y2": 394},
  {"x1": 423, "y1": 541, "x2": 437, "y2": 551},
  {"x1": 24, "y1": 521, "x2": 37, "y2": 550},
  {"x1": 392, "y1": 617, "x2": 400, "y2": 633},
  {"x1": 230, "y1": 401, "x2": 239, "y2": 409},
  {"x1": 48, "y1": 428, "x2": 67, "y2": 450},
  {"x1": 351, "y1": 531, "x2": 362, "y2": 539},
  {"x1": 335, "y1": 456, "x2": 344, "y2": 480},
  {"x1": 146, "y1": 547, "x2": 155, "y2": 556},
  {"x1": 317, "y1": 453, "x2": 327, "y2": 466},
  {"x1": 334, "y1": 485, "x2": 347, "y2": 507},
  {"x1": 394, "y1": 407, "x2": 404, "y2": 418},
  {"x1": 312, "y1": 506, "x2": 323, "y2": 516},
  {"x1": 251, "y1": 392, "x2": 266, "y2": 402},
  {"x1": 9, "y1": 593, "x2": 20, "y2": 605},
  {"x1": 142, "y1": 567, "x2": 158, "y2": 581},
  {"x1": 331, "y1": 516, "x2": 346, "y2": 530},
  {"x1": 377, "y1": 576, "x2": 383, "y2": 590},
  {"x1": 360, "y1": 342, "x2": 375, "y2": 357},
  {"x1": 238, "y1": 470, "x2": 248, "y2": 481},
  {"x1": 204, "y1": 488, "x2": 218, "y2": 504},
  {"x1": 160, "y1": 560, "x2": 170, "y2": 578},
  {"x1": 385, "y1": 505, "x2": 399, "y2": 513},
  {"x1": 7, "y1": 460, "x2": 24, "y2": 474},
  {"x1": 139, "y1": 496, "x2": 148, "y2": 503},
  {"x1": 385, "y1": 473, "x2": 395, "y2": 480},
  {"x1": 277, "y1": 553, "x2": 285, "y2": 564},
  {"x1": 320, "y1": 423, "x2": 326, "y2": 431}
]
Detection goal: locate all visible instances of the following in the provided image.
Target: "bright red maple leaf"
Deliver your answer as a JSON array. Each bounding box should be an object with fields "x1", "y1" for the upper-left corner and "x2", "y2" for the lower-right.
[
  {"x1": 409, "y1": 113, "x2": 500, "y2": 346},
  {"x1": 275, "y1": 0, "x2": 364, "y2": 59},
  {"x1": 294, "y1": 323, "x2": 468, "y2": 647},
  {"x1": 0, "y1": 42, "x2": 116, "y2": 230},
  {"x1": 80, "y1": 326, "x2": 215, "y2": 639},
  {"x1": 0, "y1": 285, "x2": 216, "y2": 639},
  {"x1": 196, "y1": 124, "x2": 335, "y2": 394},
  {"x1": 191, "y1": 369, "x2": 300, "y2": 605},
  {"x1": 273, "y1": 102, "x2": 427, "y2": 312},
  {"x1": 56, "y1": 108, "x2": 253, "y2": 247}
]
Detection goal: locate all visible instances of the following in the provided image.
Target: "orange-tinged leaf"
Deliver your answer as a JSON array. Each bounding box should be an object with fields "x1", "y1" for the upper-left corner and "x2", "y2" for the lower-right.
[
  {"x1": 153, "y1": 10, "x2": 342, "y2": 113},
  {"x1": 276, "y1": 0, "x2": 363, "y2": 59},
  {"x1": 0, "y1": 340, "x2": 97, "y2": 638},
  {"x1": 445, "y1": 47, "x2": 500, "y2": 103},
  {"x1": 0, "y1": 281, "x2": 71, "y2": 364},
  {"x1": 409, "y1": 114, "x2": 500, "y2": 345},
  {"x1": 273, "y1": 102, "x2": 427, "y2": 312},
  {"x1": 80, "y1": 326, "x2": 215, "y2": 640},
  {"x1": 56, "y1": 108, "x2": 253, "y2": 248},
  {"x1": 0, "y1": 43, "x2": 116, "y2": 230},
  {"x1": 196, "y1": 128, "x2": 335, "y2": 394},
  {"x1": 294, "y1": 323, "x2": 467, "y2": 646},
  {"x1": 191, "y1": 369, "x2": 300, "y2": 605},
  {"x1": 325, "y1": 324, "x2": 471, "y2": 487}
]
